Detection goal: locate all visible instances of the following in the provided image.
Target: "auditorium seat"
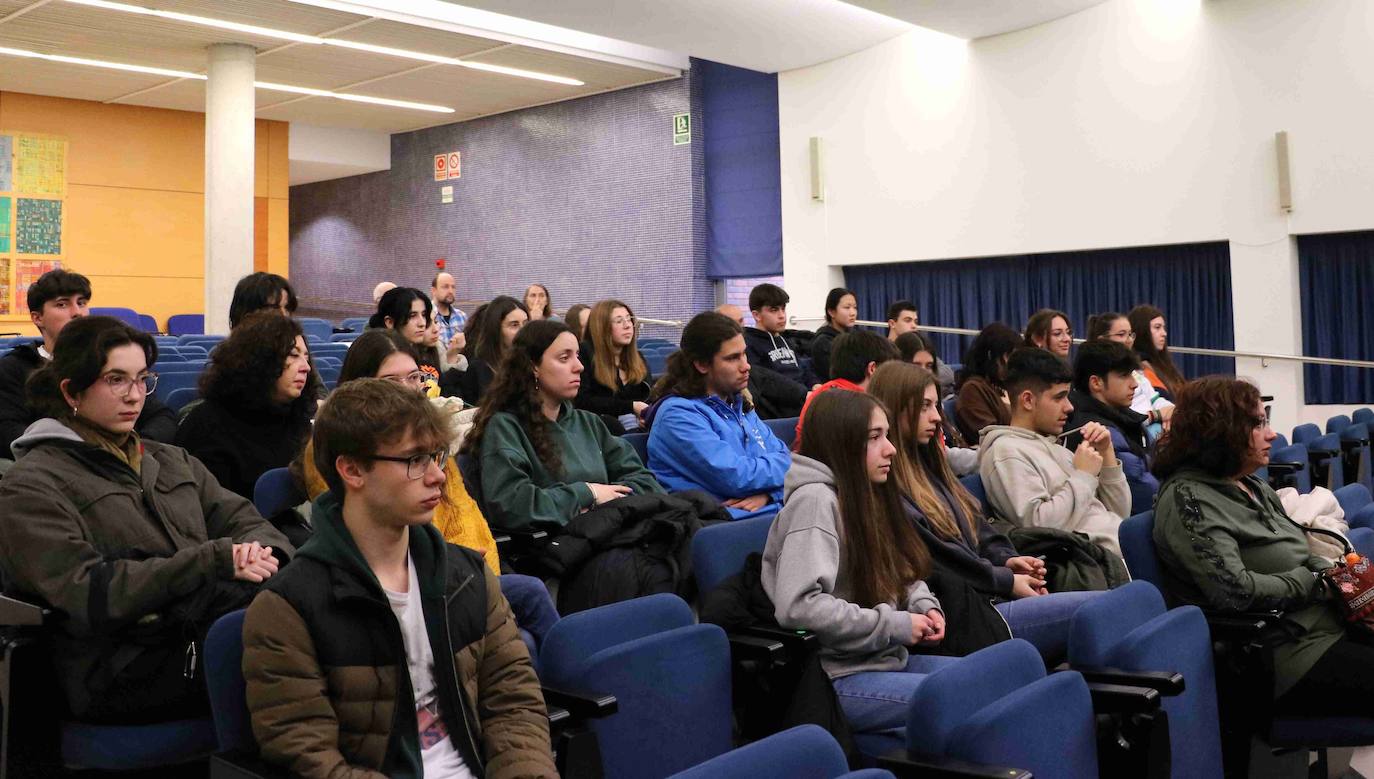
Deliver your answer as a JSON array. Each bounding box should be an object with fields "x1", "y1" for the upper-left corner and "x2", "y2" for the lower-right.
[
  {"x1": 1119, "y1": 510, "x2": 1374, "y2": 777},
  {"x1": 252, "y1": 468, "x2": 304, "y2": 518},
  {"x1": 669, "y1": 725, "x2": 893, "y2": 779},
  {"x1": 762, "y1": 416, "x2": 798, "y2": 450},
  {"x1": 958, "y1": 473, "x2": 993, "y2": 518},
  {"x1": 294, "y1": 317, "x2": 335, "y2": 342},
  {"x1": 153, "y1": 371, "x2": 202, "y2": 400},
  {"x1": 166, "y1": 314, "x2": 204, "y2": 336},
  {"x1": 1328, "y1": 414, "x2": 1353, "y2": 434},
  {"x1": 691, "y1": 514, "x2": 773, "y2": 595},
  {"x1": 329, "y1": 332, "x2": 359, "y2": 343},
  {"x1": 137, "y1": 313, "x2": 159, "y2": 334},
  {"x1": 88, "y1": 306, "x2": 141, "y2": 328},
  {"x1": 339, "y1": 316, "x2": 370, "y2": 333},
  {"x1": 1355, "y1": 408, "x2": 1374, "y2": 427},
  {"x1": 165, "y1": 387, "x2": 198, "y2": 413},
  {"x1": 623, "y1": 432, "x2": 649, "y2": 464},
  {"x1": 539, "y1": 594, "x2": 731, "y2": 779}
]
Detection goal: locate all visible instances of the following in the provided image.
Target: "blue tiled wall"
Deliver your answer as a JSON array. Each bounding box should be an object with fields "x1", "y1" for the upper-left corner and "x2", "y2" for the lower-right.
[{"x1": 290, "y1": 74, "x2": 712, "y2": 338}]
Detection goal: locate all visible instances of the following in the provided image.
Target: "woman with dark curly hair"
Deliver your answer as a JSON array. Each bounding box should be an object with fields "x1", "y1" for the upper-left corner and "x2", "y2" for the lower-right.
[
  {"x1": 461, "y1": 320, "x2": 662, "y2": 531},
  {"x1": 175, "y1": 313, "x2": 320, "y2": 499},
  {"x1": 1152, "y1": 377, "x2": 1374, "y2": 715}
]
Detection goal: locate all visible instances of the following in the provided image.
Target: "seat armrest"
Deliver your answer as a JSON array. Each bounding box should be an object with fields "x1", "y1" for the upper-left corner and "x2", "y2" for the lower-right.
[
  {"x1": 1055, "y1": 664, "x2": 1185, "y2": 696},
  {"x1": 1308, "y1": 447, "x2": 1339, "y2": 460},
  {"x1": 541, "y1": 686, "x2": 617, "y2": 719},
  {"x1": 737, "y1": 625, "x2": 818, "y2": 652},
  {"x1": 1086, "y1": 682, "x2": 1162, "y2": 715},
  {"x1": 0, "y1": 594, "x2": 48, "y2": 627},
  {"x1": 877, "y1": 750, "x2": 1032, "y2": 779},
  {"x1": 727, "y1": 633, "x2": 786, "y2": 664},
  {"x1": 1203, "y1": 609, "x2": 1288, "y2": 646},
  {"x1": 1265, "y1": 461, "x2": 1303, "y2": 476}
]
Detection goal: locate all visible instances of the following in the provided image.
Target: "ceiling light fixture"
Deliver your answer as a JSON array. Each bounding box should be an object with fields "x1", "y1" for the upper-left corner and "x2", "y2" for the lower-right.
[
  {"x1": 63, "y1": 0, "x2": 585, "y2": 86},
  {"x1": 0, "y1": 45, "x2": 455, "y2": 112}
]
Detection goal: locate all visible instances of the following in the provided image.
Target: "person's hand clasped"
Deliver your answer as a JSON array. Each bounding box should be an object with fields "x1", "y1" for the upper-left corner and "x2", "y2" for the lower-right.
[
  {"x1": 1011, "y1": 573, "x2": 1047, "y2": 598},
  {"x1": 722, "y1": 494, "x2": 770, "y2": 512},
  {"x1": 232, "y1": 542, "x2": 279, "y2": 583}
]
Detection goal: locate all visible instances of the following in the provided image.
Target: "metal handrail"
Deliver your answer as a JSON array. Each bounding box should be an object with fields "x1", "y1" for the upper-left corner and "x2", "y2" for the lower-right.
[{"x1": 787, "y1": 316, "x2": 1374, "y2": 370}]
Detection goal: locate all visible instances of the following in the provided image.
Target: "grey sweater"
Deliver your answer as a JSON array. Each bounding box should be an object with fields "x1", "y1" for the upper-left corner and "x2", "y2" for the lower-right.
[
  {"x1": 762, "y1": 454, "x2": 941, "y2": 679},
  {"x1": 978, "y1": 425, "x2": 1130, "y2": 556}
]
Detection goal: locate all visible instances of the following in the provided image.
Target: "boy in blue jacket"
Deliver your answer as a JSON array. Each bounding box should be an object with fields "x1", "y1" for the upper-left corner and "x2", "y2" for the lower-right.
[
  {"x1": 645, "y1": 311, "x2": 791, "y2": 518},
  {"x1": 1064, "y1": 340, "x2": 1159, "y2": 514}
]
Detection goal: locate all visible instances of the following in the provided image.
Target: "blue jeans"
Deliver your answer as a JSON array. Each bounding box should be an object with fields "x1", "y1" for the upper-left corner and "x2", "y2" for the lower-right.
[
  {"x1": 831, "y1": 654, "x2": 959, "y2": 733},
  {"x1": 995, "y1": 590, "x2": 1101, "y2": 665},
  {"x1": 499, "y1": 574, "x2": 559, "y2": 657}
]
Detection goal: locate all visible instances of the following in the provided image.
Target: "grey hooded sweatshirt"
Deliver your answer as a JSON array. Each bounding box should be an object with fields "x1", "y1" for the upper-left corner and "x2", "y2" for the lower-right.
[
  {"x1": 762, "y1": 453, "x2": 941, "y2": 679},
  {"x1": 977, "y1": 424, "x2": 1130, "y2": 556}
]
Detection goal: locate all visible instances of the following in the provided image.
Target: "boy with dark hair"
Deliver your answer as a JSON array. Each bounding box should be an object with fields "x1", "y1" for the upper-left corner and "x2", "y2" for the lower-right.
[
  {"x1": 243, "y1": 379, "x2": 554, "y2": 779},
  {"x1": 0, "y1": 268, "x2": 176, "y2": 456},
  {"x1": 1065, "y1": 340, "x2": 1158, "y2": 511},
  {"x1": 793, "y1": 329, "x2": 900, "y2": 445},
  {"x1": 743, "y1": 283, "x2": 819, "y2": 389},
  {"x1": 979, "y1": 348, "x2": 1130, "y2": 556},
  {"x1": 886, "y1": 300, "x2": 955, "y2": 396}
]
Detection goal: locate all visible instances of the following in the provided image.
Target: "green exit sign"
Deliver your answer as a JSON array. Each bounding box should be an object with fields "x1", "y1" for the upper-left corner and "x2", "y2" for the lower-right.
[{"x1": 673, "y1": 113, "x2": 691, "y2": 145}]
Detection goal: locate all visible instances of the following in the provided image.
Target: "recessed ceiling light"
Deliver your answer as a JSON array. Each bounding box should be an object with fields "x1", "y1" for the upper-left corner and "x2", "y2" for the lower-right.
[
  {"x1": 0, "y1": 45, "x2": 455, "y2": 112},
  {"x1": 63, "y1": 0, "x2": 586, "y2": 86}
]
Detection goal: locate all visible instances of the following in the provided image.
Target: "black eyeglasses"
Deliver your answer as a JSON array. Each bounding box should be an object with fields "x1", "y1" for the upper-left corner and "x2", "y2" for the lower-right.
[{"x1": 367, "y1": 448, "x2": 449, "y2": 479}]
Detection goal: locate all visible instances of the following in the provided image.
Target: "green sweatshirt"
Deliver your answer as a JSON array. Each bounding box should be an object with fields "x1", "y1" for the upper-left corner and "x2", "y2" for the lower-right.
[
  {"x1": 479, "y1": 401, "x2": 664, "y2": 530},
  {"x1": 1153, "y1": 469, "x2": 1343, "y2": 698}
]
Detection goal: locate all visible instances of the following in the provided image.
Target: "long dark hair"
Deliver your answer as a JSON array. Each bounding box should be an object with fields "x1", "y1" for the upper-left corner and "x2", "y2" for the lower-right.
[
  {"x1": 26, "y1": 316, "x2": 157, "y2": 420},
  {"x1": 339, "y1": 329, "x2": 416, "y2": 384},
  {"x1": 1086, "y1": 311, "x2": 1129, "y2": 342},
  {"x1": 461, "y1": 320, "x2": 573, "y2": 476},
  {"x1": 957, "y1": 322, "x2": 1020, "y2": 388},
  {"x1": 798, "y1": 390, "x2": 931, "y2": 608},
  {"x1": 228, "y1": 272, "x2": 297, "y2": 329},
  {"x1": 868, "y1": 361, "x2": 981, "y2": 542},
  {"x1": 1153, "y1": 377, "x2": 1263, "y2": 480},
  {"x1": 200, "y1": 312, "x2": 319, "y2": 427},
  {"x1": 1023, "y1": 308, "x2": 1070, "y2": 350},
  {"x1": 468, "y1": 296, "x2": 527, "y2": 365},
  {"x1": 651, "y1": 311, "x2": 746, "y2": 406},
  {"x1": 369, "y1": 287, "x2": 431, "y2": 341},
  {"x1": 1129, "y1": 304, "x2": 1185, "y2": 393}
]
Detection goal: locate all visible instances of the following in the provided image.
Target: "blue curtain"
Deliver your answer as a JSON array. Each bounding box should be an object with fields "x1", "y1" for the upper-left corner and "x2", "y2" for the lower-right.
[
  {"x1": 1298, "y1": 230, "x2": 1374, "y2": 404},
  {"x1": 843, "y1": 242, "x2": 1235, "y2": 378},
  {"x1": 697, "y1": 58, "x2": 783, "y2": 279}
]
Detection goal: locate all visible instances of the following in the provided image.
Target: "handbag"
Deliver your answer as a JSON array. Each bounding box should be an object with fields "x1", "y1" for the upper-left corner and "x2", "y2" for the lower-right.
[{"x1": 1285, "y1": 518, "x2": 1374, "y2": 633}]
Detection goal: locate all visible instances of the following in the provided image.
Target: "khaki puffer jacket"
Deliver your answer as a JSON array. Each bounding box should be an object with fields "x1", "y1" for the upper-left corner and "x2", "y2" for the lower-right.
[{"x1": 243, "y1": 490, "x2": 554, "y2": 779}]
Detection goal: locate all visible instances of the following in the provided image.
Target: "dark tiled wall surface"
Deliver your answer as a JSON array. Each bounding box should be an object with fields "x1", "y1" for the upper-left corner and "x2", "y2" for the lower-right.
[{"x1": 289, "y1": 76, "x2": 712, "y2": 339}]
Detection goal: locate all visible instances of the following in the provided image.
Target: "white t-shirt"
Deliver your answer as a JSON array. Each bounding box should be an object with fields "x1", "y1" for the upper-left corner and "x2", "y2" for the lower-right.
[{"x1": 384, "y1": 557, "x2": 475, "y2": 779}]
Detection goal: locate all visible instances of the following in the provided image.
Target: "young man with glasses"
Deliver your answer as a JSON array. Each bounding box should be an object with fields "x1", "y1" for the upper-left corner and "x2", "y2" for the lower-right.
[
  {"x1": 0, "y1": 269, "x2": 177, "y2": 459},
  {"x1": 243, "y1": 378, "x2": 555, "y2": 779}
]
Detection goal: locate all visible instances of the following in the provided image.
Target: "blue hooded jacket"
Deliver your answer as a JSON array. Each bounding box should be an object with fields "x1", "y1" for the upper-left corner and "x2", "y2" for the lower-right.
[{"x1": 646, "y1": 393, "x2": 791, "y2": 518}]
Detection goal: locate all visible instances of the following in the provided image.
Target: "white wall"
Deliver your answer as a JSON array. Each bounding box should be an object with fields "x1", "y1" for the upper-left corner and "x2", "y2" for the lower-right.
[
  {"x1": 778, "y1": 0, "x2": 1374, "y2": 435},
  {"x1": 288, "y1": 123, "x2": 391, "y2": 186}
]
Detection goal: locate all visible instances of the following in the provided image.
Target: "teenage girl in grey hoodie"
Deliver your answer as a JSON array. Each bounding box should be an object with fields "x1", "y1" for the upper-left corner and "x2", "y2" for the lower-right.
[{"x1": 762, "y1": 390, "x2": 946, "y2": 734}]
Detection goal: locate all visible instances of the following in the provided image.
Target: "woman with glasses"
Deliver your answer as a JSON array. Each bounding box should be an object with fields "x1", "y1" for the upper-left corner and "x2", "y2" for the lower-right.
[
  {"x1": 1152, "y1": 377, "x2": 1374, "y2": 717},
  {"x1": 1023, "y1": 308, "x2": 1074, "y2": 360},
  {"x1": 575, "y1": 299, "x2": 653, "y2": 434},
  {"x1": 175, "y1": 313, "x2": 320, "y2": 500},
  {"x1": 1087, "y1": 311, "x2": 1174, "y2": 438},
  {"x1": 296, "y1": 329, "x2": 500, "y2": 571},
  {"x1": 0, "y1": 316, "x2": 291, "y2": 723},
  {"x1": 462, "y1": 319, "x2": 663, "y2": 531}
]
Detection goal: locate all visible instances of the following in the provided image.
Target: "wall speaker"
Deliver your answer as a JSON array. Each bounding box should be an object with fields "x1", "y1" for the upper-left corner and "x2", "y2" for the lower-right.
[
  {"x1": 1275, "y1": 131, "x2": 1293, "y2": 213},
  {"x1": 809, "y1": 136, "x2": 825, "y2": 202}
]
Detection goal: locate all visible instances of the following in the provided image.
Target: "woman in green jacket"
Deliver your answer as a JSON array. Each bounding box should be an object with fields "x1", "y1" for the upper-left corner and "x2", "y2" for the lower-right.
[
  {"x1": 1152, "y1": 377, "x2": 1373, "y2": 713},
  {"x1": 461, "y1": 320, "x2": 663, "y2": 531}
]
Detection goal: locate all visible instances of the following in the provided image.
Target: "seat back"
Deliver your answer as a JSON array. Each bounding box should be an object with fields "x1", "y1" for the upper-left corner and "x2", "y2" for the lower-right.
[
  {"x1": 1328, "y1": 415, "x2": 1353, "y2": 434},
  {"x1": 667, "y1": 725, "x2": 851, "y2": 779},
  {"x1": 339, "y1": 316, "x2": 370, "y2": 333},
  {"x1": 539, "y1": 593, "x2": 696, "y2": 684},
  {"x1": 166, "y1": 314, "x2": 204, "y2": 336},
  {"x1": 948, "y1": 670, "x2": 1098, "y2": 779},
  {"x1": 1070, "y1": 582, "x2": 1223, "y2": 779},
  {"x1": 623, "y1": 433, "x2": 650, "y2": 465},
  {"x1": 1293, "y1": 423, "x2": 1322, "y2": 445},
  {"x1": 762, "y1": 417, "x2": 799, "y2": 451},
  {"x1": 691, "y1": 514, "x2": 774, "y2": 595},
  {"x1": 456, "y1": 453, "x2": 482, "y2": 506},
  {"x1": 1270, "y1": 443, "x2": 1311, "y2": 492},
  {"x1": 165, "y1": 387, "x2": 198, "y2": 413},
  {"x1": 958, "y1": 473, "x2": 992, "y2": 518},
  {"x1": 253, "y1": 467, "x2": 303, "y2": 517},
  {"x1": 204, "y1": 609, "x2": 253, "y2": 751},
  {"x1": 1355, "y1": 408, "x2": 1374, "y2": 426},
  {"x1": 573, "y1": 623, "x2": 732, "y2": 778},
  {"x1": 941, "y1": 395, "x2": 957, "y2": 428},
  {"x1": 137, "y1": 314, "x2": 159, "y2": 334},
  {"x1": 1334, "y1": 483, "x2": 1372, "y2": 517},
  {"x1": 153, "y1": 370, "x2": 201, "y2": 400},
  {"x1": 906, "y1": 639, "x2": 1046, "y2": 757},
  {"x1": 295, "y1": 317, "x2": 335, "y2": 342},
  {"x1": 88, "y1": 307, "x2": 141, "y2": 328},
  {"x1": 1119, "y1": 511, "x2": 1162, "y2": 590}
]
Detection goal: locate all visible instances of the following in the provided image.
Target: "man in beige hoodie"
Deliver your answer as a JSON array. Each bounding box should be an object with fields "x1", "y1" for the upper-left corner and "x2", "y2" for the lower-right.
[{"x1": 978, "y1": 347, "x2": 1130, "y2": 556}]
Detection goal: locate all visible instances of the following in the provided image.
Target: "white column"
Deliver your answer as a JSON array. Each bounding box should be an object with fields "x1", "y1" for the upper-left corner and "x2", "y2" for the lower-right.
[
  {"x1": 1230, "y1": 237, "x2": 1304, "y2": 436},
  {"x1": 204, "y1": 43, "x2": 257, "y2": 335}
]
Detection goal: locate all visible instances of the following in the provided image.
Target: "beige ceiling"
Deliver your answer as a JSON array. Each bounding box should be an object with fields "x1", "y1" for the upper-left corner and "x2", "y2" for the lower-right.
[{"x1": 0, "y1": 0, "x2": 682, "y2": 132}]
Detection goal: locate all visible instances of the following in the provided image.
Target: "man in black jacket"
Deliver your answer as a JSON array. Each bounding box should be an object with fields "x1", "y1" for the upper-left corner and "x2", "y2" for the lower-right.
[
  {"x1": 741, "y1": 284, "x2": 819, "y2": 418},
  {"x1": 0, "y1": 269, "x2": 176, "y2": 457}
]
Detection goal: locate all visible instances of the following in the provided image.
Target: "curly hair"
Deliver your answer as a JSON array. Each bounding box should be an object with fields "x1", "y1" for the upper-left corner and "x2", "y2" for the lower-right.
[
  {"x1": 460, "y1": 320, "x2": 572, "y2": 477},
  {"x1": 199, "y1": 312, "x2": 319, "y2": 429},
  {"x1": 1152, "y1": 377, "x2": 1263, "y2": 481}
]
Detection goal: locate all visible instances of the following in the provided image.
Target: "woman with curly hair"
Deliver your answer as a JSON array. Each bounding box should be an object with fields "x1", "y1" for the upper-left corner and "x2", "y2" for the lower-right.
[
  {"x1": 461, "y1": 319, "x2": 662, "y2": 531},
  {"x1": 1152, "y1": 377, "x2": 1374, "y2": 715},
  {"x1": 175, "y1": 312, "x2": 320, "y2": 499}
]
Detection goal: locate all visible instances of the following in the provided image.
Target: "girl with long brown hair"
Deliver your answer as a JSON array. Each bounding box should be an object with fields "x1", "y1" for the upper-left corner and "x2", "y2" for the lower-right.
[
  {"x1": 575, "y1": 299, "x2": 652, "y2": 433},
  {"x1": 1128, "y1": 304, "x2": 1185, "y2": 399},
  {"x1": 762, "y1": 389, "x2": 943, "y2": 735},
  {"x1": 870, "y1": 361, "x2": 1098, "y2": 662}
]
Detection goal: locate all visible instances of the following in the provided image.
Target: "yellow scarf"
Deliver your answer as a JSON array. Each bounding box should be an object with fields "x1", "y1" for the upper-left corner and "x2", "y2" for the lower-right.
[{"x1": 67, "y1": 415, "x2": 143, "y2": 475}]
